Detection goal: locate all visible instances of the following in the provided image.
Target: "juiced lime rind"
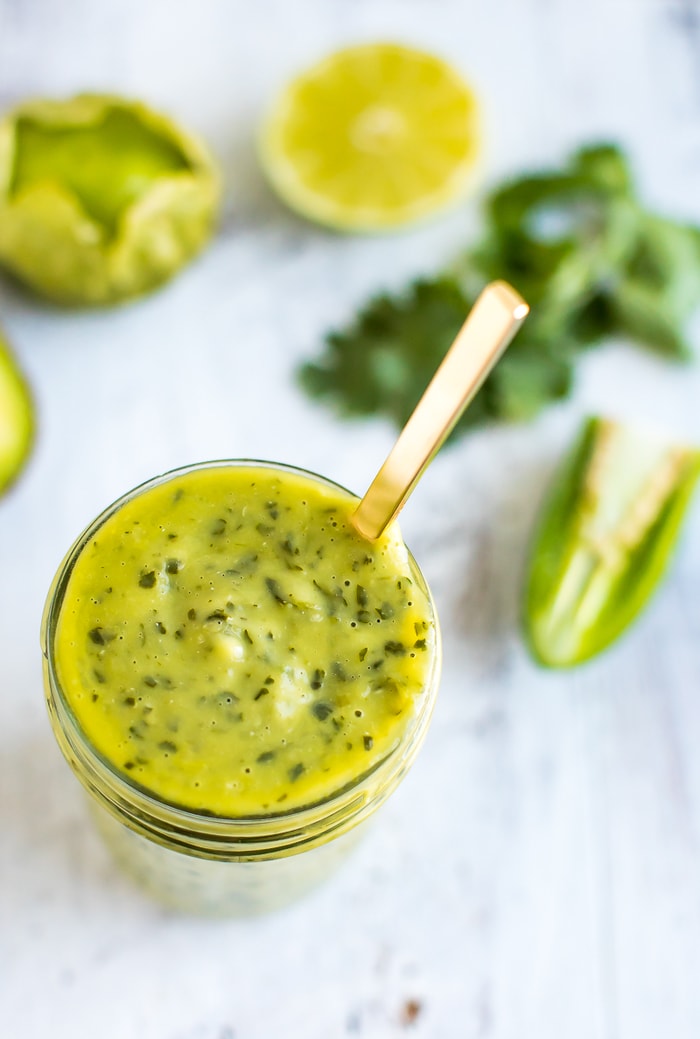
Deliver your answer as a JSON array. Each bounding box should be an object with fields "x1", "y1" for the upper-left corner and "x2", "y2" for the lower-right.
[
  {"x1": 0, "y1": 329, "x2": 35, "y2": 495},
  {"x1": 259, "y1": 43, "x2": 481, "y2": 232},
  {"x1": 0, "y1": 94, "x2": 220, "y2": 305},
  {"x1": 525, "y1": 416, "x2": 700, "y2": 668}
]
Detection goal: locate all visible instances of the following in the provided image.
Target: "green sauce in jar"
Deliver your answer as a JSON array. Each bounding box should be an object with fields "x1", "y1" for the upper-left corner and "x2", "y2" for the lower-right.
[{"x1": 54, "y1": 464, "x2": 437, "y2": 817}]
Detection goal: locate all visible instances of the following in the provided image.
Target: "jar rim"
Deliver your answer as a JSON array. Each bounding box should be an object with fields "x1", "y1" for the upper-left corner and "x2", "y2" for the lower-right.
[{"x1": 42, "y1": 458, "x2": 442, "y2": 856}]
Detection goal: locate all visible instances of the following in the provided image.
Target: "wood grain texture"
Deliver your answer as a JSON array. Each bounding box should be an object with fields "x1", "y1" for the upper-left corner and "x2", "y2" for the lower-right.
[{"x1": 1, "y1": 2, "x2": 699, "y2": 1037}]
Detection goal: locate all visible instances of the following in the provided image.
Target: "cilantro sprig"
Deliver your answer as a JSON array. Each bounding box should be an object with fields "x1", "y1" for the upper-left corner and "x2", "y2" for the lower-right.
[{"x1": 300, "y1": 144, "x2": 700, "y2": 440}]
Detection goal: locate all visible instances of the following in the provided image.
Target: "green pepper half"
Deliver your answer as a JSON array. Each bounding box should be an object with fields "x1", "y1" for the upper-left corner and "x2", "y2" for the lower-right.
[
  {"x1": 0, "y1": 94, "x2": 220, "y2": 305},
  {"x1": 525, "y1": 416, "x2": 700, "y2": 667}
]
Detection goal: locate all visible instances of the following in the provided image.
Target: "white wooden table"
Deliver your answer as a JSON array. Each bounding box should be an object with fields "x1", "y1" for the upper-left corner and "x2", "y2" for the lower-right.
[{"x1": 2, "y1": 2, "x2": 700, "y2": 1037}]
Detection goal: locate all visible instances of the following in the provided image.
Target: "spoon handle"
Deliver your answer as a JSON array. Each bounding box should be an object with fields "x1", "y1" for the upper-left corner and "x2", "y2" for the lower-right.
[{"x1": 351, "y1": 280, "x2": 529, "y2": 541}]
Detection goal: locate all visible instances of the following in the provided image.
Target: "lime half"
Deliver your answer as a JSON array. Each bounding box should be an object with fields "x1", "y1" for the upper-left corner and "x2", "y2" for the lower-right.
[{"x1": 260, "y1": 42, "x2": 481, "y2": 231}]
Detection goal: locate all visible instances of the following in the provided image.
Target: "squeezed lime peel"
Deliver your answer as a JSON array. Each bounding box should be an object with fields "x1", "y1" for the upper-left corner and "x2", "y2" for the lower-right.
[
  {"x1": 0, "y1": 95, "x2": 220, "y2": 305},
  {"x1": 12, "y1": 109, "x2": 190, "y2": 237}
]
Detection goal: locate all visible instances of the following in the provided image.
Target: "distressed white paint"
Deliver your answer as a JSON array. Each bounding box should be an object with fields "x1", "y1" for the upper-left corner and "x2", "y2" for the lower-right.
[{"x1": 1, "y1": 2, "x2": 700, "y2": 1037}]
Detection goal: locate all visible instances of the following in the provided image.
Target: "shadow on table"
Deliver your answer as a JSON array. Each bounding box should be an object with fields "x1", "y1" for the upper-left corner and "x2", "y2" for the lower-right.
[
  {"x1": 214, "y1": 119, "x2": 319, "y2": 241},
  {"x1": 411, "y1": 441, "x2": 559, "y2": 675}
]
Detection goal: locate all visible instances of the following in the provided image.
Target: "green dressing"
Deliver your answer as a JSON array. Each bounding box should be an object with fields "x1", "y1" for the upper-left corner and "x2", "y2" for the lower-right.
[{"x1": 54, "y1": 465, "x2": 437, "y2": 816}]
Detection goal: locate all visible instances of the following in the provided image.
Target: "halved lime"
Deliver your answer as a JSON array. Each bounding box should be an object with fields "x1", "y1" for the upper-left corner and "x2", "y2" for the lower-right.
[
  {"x1": 0, "y1": 331, "x2": 34, "y2": 495},
  {"x1": 260, "y1": 42, "x2": 481, "y2": 231}
]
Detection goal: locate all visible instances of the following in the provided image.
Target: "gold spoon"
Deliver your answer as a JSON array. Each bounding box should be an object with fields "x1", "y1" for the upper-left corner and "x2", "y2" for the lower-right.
[{"x1": 351, "y1": 280, "x2": 529, "y2": 541}]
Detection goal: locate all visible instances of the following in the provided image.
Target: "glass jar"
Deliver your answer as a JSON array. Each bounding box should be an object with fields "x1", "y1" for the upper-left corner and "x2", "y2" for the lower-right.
[{"x1": 41, "y1": 460, "x2": 442, "y2": 915}]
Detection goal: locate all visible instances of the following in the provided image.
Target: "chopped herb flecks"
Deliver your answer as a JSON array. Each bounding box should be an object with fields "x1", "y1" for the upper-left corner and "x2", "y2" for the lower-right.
[
  {"x1": 384, "y1": 640, "x2": 406, "y2": 655},
  {"x1": 62, "y1": 464, "x2": 435, "y2": 817},
  {"x1": 88, "y1": 626, "x2": 113, "y2": 645},
  {"x1": 265, "y1": 577, "x2": 288, "y2": 605}
]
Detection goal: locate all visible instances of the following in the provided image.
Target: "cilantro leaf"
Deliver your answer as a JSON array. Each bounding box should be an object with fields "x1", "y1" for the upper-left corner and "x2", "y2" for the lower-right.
[
  {"x1": 300, "y1": 277, "x2": 472, "y2": 428},
  {"x1": 300, "y1": 143, "x2": 700, "y2": 440}
]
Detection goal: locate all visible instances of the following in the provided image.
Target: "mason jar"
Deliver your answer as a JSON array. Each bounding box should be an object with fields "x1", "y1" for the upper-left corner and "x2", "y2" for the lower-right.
[{"x1": 41, "y1": 460, "x2": 442, "y2": 915}]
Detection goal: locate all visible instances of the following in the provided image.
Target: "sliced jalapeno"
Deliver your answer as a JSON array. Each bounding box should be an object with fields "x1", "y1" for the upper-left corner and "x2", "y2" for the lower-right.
[{"x1": 525, "y1": 416, "x2": 700, "y2": 667}]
